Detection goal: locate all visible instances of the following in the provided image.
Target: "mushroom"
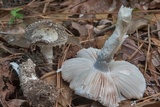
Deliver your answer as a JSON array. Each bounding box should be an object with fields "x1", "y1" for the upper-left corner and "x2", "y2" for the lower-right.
[
  {"x1": 60, "y1": 6, "x2": 146, "y2": 107},
  {"x1": 10, "y1": 59, "x2": 57, "y2": 106},
  {"x1": 25, "y1": 20, "x2": 68, "y2": 63}
]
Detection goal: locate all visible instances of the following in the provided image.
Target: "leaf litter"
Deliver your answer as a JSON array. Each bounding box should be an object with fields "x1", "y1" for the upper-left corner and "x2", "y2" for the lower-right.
[{"x1": 0, "y1": 0, "x2": 160, "y2": 107}]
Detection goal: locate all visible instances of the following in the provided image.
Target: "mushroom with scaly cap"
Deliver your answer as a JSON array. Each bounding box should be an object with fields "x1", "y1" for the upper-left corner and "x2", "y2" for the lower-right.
[
  {"x1": 25, "y1": 20, "x2": 68, "y2": 63},
  {"x1": 60, "y1": 6, "x2": 146, "y2": 107}
]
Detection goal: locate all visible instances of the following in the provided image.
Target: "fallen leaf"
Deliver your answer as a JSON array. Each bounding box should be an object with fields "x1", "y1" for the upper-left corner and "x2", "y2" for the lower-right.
[
  {"x1": 69, "y1": 0, "x2": 120, "y2": 13},
  {"x1": 157, "y1": 20, "x2": 160, "y2": 39},
  {"x1": 66, "y1": 45, "x2": 80, "y2": 59},
  {"x1": 71, "y1": 22, "x2": 88, "y2": 36},
  {"x1": 6, "y1": 99, "x2": 27, "y2": 107},
  {"x1": 57, "y1": 81, "x2": 73, "y2": 107},
  {"x1": 119, "y1": 100, "x2": 132, "y2": 107},
  {"x1": 98, "y1": 19, "x2": 112, "y2": 26},
  {"x1": 91, "y1": 101, "x2": 104, "y2": 107},
  {"x1": 128, "y1": 18, "x2": 148, "y2": 34},
  {"x1": 0, "y1": 26, "x2": 25, "y2": 35},
  {"x1": 143, "y1": 101, "x2": 160, "y2": 107},
  {"x1": 148, "y1": 53, "x2": 160, "y2": 86},
  {"x1": 67, "y1": 36, "x2": 82, "y2": 48},
  {"x1": 0, "y1": 61, "x2": 16, "y2": 107},
  {"x1": 148, "y1": 0, "x2": 160, "y2": 9},
  {"x1": 151, "y1": 38, "x2": 160, "y2": 47},
  {"x1": 95, "y1": 29, "x2": 113, "y2": 48},
  {"x1": 152, "y1": 51, "x2": 160, "y2": 67},
  {"x1": 146, "y1": 87, "x2": 157, "y2": 96},
  {"x1": 122, "y1": 38, "x2": 145, "y2": 64}
]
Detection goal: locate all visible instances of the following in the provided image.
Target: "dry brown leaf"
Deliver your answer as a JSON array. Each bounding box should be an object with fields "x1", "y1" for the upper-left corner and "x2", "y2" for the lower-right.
[
  {"x1": 152, "y1": 51, "x2": 160, "y2": 67},
  {"x1": 128, "y1": 18, "x2": 148, "y2": 34},
  {"x1": 146, "y1": 87, "x2": 157, "y2": 96},
  {"x1": 71, "y1": 22, "x2": 88, "y2": 36},
  {"x1": 3, "y1": 35, "x2": 31, "y2": 48},
  {"x1": 66, "y1": 45, "x2": 80, "y2": 59},
  {"x1": 95, "y1": 30, "x2": 112, "y2": 49},
  {"x1": 0, "y1": 26, "x2": 25, "y2": 35},
  {"x1": 42, "y1": 70, "x2": 57, "y2": 85},
  {"x1": 0, "y1": 61, "x2": 16, "y2": 107},
  {"x1": 7, "y1": 99, "x2": 27, "y2": 107},
  {"x1": 67, "y1": 36, "x2": 82, "y2": 48},
  {"x1": 142, "y1": 101, "x2": 160, "y2": 107},
  {"x1": 69, "y1": 0, "x2": 120, "y2": 13},
  {"x1": 122, "y1": 38, "x2": 145, "y2": 64},
  {"x1": 147, "y1": 0, "x2": 160, "y2": 9},
  {"x1": 150, "y1": 13, "x2": 160, "y2": 22},
  {"x1": 148, "y1": 53, "x2": 160, "y2": 86},
  {"x1": 157, "y1": 20, "x2": 160, "y2": 39},
  {"x1": 119, "y1": 100, "x2": 132, "y2": 107},
  {"x1": 151, "y1": 38, "x2": 160, "y2": 47},
  {"x1": 130, "y1": 0, "x2": 160, "y2": 10},
  {"x1": 57, "y1": 81, "x2": 73, "y2": 107},
  {"x1": 98, "y1": 19, "x2": 112, "y2": 26},
  {"x1": 95, "y1": 35, "x2": 108, "y2": 49},
  {"x1": 152, "y1": 48, "x2": 160, "y2": 72},
  {"x1": 1, "y1": 24, "x2": 30, "y2": 48},
  {"x1": 96, "y1": 25, "x2": 107, "y2": 30}
]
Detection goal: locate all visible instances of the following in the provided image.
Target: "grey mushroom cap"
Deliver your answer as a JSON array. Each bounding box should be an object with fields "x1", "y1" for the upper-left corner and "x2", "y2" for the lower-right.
[
  {"x1": 25, "y1": 20, "x2": 69, "y2": 63},
  {"x1": 61, "y1": 47, "x2": 146, "y2": 107},
  {"x1": 25, "y1": 20, "x2": 68, "y2": 47}
]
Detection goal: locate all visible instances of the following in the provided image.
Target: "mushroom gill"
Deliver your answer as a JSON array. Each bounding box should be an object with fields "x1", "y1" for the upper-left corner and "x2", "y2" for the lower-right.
[{"x1": 60, "y1": 6, "x2": 146, "y2": 107}]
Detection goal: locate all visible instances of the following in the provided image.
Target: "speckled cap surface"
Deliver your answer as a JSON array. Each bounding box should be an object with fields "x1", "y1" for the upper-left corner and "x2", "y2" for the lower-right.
[{"x1": 25, "y1": 20, "x2": 68, "y2": 47}]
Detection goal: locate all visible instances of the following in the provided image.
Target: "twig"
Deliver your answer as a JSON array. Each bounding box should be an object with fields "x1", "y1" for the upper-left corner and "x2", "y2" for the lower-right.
[
  {"x1": 55, "y1": 45, "x2": 70, "y2": 107},
  {"x1": 131, "y1": 37, "x2": 160, "y2": 47},
  {"x1": 94, "y1": 24, "x2": 115, "y2": 37},
  {"x1": 136, "y1": 29, "x2": 140, "y2": 46},
  {"x1": 140, "y1": 29, "x2": 160, "y2": 37},
  {"x1": 43, "y1": 0, "x2": 52, "y2": 13},
  {"x1": 145, "y1": 25, "x2": 151, "y2": 73},
  {"x1": 127, "y1": 39, "x2": 146, "y2": 61},
  {"x1": 0, "y1": 43, "x2": 14, "y2": 54},
  {"x1": 40, "y1": 70, "x2": 56, "y2": 80},
  {"x1": 0, "y1": 53, "x2": 23, "y2": 63},
  {"x1": 135, "y1": 92, "x2": 160, "y2": 106}
]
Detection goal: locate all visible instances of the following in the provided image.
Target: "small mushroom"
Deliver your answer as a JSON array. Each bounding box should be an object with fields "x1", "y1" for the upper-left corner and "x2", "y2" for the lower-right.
[
  {"x1": 60, "y1": 6, "x2": 146, "y2": 107},
  {"x1": 10, "y1": 59, "x2": 57, "y2": 106},
  {"x1": 25, "y1": 20, "x2": 68, "y2": 63}
]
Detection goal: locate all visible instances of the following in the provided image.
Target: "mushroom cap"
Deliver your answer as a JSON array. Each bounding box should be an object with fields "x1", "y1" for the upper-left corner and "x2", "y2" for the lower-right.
[
  {"x1": 61, "y1": 47, "x2": 146, "y2": 107},
  {"x1": 25, "y1": 20, "x2": 68, "y2": 47}
]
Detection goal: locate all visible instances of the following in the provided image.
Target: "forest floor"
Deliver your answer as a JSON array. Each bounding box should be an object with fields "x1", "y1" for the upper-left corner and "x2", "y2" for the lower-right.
[{"x1": 0, "y1": 0, "x2": 160, "y2": 107}]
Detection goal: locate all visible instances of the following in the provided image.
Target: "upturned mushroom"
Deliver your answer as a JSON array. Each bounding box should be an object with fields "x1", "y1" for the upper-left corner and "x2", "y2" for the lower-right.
[
  {"x1": 25, "y1": 20, "x2": 68, "y2": 63},
  {"x1": 60, "y1": 6, "x2": 146, "y2": 107}
]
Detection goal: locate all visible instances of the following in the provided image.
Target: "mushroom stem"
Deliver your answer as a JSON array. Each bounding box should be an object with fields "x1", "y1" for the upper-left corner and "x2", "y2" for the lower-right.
[
  {"x1": 97, "y1": 6, "x2": 133, "y2": 63},
  {"x1": 40, "y1": 46, "x2": 53, "y2": 63}
]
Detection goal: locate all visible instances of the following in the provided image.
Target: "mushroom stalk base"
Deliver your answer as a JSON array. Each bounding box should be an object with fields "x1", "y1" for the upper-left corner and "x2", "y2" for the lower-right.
[
  {"x1": 40, "y1": 46, "x2": 53, "y2": 63},
  {"x1": 19, "y1": 59, "x2": 57, "y2": 106}
]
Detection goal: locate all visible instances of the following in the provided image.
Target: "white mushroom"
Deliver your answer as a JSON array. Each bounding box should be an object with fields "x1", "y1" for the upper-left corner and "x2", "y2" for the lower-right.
[
  {"x1": 25, "y1": 20, "x2": 68, "y2": 63},
  {"x1": 60, "y1": 6, "x2": 146, "y2": 107}
]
